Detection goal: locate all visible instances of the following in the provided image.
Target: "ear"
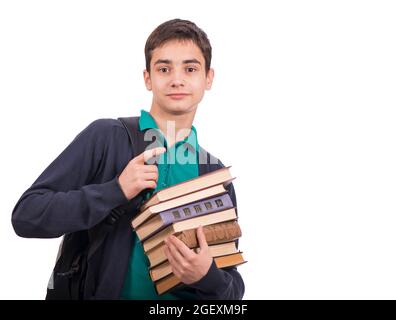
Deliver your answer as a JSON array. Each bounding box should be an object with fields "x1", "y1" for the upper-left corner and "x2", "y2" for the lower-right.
[
  {"x1": 143, "y1": 70, "x2": 152, "y2": 91},
  {"x1": 205, "y1": 68, "x2": 215, "y2": 90}
]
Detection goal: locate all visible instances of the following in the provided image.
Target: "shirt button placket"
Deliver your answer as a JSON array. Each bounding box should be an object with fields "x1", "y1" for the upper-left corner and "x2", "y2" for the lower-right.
[
  {"x1": 162, "y1": 164, "x2": 169, "y2": 188},
  {"x1": 161, "y1": 151, "x2": 169, "y2": 188}
]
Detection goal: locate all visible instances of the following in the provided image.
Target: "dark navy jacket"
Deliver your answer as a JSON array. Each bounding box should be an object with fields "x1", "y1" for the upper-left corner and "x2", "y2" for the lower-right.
[{"x1": 11, "y1": 118, "x2": 245, "y2": 299}]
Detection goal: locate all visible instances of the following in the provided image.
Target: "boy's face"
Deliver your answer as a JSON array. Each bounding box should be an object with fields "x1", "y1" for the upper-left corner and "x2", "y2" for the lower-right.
[{"x1": 144, "y1": 39, "x2": 214, "y2": 116}]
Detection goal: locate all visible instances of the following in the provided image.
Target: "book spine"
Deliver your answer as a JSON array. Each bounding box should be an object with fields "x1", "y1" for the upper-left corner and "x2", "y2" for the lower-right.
[
  {"x1": 158, "y1": 193, "x2": 233, "y2": 227},
  {"x1": 178, "y1": 220, "x2": 242, "y2": 248}
]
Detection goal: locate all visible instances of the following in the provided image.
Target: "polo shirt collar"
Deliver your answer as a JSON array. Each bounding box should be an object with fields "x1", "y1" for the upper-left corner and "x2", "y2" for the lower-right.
[{"x1": 138, "y1": 109, "x2": 199, "y2": 152}]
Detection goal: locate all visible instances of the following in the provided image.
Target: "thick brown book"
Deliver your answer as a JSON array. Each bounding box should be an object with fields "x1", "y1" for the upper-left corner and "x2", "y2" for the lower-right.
[
  {"x1": 155, "y1": 252, "x2": 246, "y2": 295},
  {"x1": 150, "y1": 242, "x2": 239, "y2": 281},
  {"x1": 142, "y1": 208, "x2": 237, "y2": 252},
  {"x1": 139, "y1": 166, "x2": 233, "y2": 212},
  {"x1": 146, "y1": 220, "x2": 242, "y2": 267},
  {"x1": 132, "y1": 184, "x2": 228, "y2": 230}
]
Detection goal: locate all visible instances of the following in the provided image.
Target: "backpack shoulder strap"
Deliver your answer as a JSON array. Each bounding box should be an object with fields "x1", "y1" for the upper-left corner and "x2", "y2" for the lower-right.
[
  {"x1": 117, "y1": 117, "x2": 142, "y2": 154},
  {"x1": 87, "y1": 116, "x2": 147, "y2": 261},
  {"x1": 118, "y1": 116, "x2": 161, "y2": 156}
]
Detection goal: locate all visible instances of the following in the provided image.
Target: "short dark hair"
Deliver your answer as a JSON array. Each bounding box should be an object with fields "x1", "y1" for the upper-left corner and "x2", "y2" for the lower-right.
[{"x1": 145, "y1": 19, "x2": 212, "y2": 74}]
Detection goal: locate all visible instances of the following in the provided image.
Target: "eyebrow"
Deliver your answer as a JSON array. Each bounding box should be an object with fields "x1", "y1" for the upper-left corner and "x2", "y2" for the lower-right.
[{"x1": 154, "y1": 59, "x2": 201, "y2": 65}]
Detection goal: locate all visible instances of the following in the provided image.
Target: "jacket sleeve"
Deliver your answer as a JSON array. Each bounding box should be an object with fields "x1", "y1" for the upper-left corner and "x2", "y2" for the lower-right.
[
  {"x1": 11, "y1": 119, "x2": 130, "y2": 239},
  {"x1": 190, "y1": 171, "x2": 245, "y2": 300}
]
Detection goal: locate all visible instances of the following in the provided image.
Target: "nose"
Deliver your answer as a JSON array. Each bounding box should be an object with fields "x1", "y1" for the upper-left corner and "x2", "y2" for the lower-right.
[
  {"x1": 171, "y1": 80, "x2": 184, "y2": 88},
  {"x1": 170, "y1": 70, "x2": 185, "y2": 88}
]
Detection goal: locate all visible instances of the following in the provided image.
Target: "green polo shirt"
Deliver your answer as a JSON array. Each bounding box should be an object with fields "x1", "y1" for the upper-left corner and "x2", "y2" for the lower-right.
[{"x1": 121, "y1": 110, "x2": 199, "y2": 300}]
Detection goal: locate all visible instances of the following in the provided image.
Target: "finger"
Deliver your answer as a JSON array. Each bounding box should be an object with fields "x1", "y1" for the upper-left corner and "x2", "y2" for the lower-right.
[
  {"x1": 133, "y1": 147, "x2": 166, "y2": 165},
  {"x1": 143, "y1": 147, "x2": 166, "y2": 165},
  {"x1": 143, "y1": 172, "x2": 158, "y2": 182},
  {"x1": 197, "y1": 226, "x2": 209, "y2": 252},
  {"x1": 168, "y1": 235, "x2": 195, "y2": 260},
  {"x1": 165, "y1": 237, "x2": 188, "y2": 265},
  {"x1": 141, "y1": 180, "x2": 157, "y2": 190},
  {"x1": 164, "y1": 246, "x2": 183, "y2": 275},
  {"x1": 164, "y1": 246, "x2": 172, "y2": 263},
  {"x1": 143, "y1": 164, "x2": 159, "y2": 174}
]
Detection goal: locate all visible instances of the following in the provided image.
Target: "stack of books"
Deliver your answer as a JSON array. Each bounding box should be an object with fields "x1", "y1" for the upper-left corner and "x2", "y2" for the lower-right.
[{"x1": 131, "y1": 166, "x2": 246, "y2": 295}]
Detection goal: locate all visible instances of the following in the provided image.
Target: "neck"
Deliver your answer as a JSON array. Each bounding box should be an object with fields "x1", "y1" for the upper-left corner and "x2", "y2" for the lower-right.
[{"x1": 149, "y1": 105, "x2": 197, "y2": 148}]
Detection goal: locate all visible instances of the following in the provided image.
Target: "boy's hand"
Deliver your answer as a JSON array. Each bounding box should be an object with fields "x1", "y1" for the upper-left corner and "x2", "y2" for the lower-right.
[
  {"x1": 164, "y1": 226, "x2": 213, "y2": 285},
  {"x1": 118, "y1": 147, "x2": 166, "y2": 200}
]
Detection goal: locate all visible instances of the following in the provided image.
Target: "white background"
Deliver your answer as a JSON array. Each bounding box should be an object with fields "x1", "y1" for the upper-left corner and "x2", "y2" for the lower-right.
[{"x1": 1, "y1": 0, "x2": 395, "y2": 300}]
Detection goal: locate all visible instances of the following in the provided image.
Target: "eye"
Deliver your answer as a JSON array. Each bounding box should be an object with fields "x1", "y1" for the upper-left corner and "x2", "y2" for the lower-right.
[
  {"x1": 186, "y1": 67, "x2": 197, "y2": 72},
  {"x1": 159, "y1": 67, "x2": 169, "y2": 73}
]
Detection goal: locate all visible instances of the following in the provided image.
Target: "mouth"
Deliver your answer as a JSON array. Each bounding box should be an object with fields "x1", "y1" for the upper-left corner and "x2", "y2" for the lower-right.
[{"x1": 166, "y1": 93, "x2": 191, "y2": 100}]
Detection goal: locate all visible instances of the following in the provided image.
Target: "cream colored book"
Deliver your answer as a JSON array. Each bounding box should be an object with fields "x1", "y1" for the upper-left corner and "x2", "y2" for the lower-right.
[{"x1": 139, "y1": 166, "x2": 233, "y2": 212}]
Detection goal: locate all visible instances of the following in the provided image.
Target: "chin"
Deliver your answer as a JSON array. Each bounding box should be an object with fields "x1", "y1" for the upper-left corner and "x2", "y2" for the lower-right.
[{"x1": 164, "y1": 103, "x2": 197, "y2": 115}]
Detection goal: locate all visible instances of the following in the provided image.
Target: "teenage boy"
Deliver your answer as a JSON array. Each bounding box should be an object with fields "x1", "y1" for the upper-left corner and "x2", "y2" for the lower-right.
[{"x1": 12, "y1": 19, "x2": 244, "y2": 300}]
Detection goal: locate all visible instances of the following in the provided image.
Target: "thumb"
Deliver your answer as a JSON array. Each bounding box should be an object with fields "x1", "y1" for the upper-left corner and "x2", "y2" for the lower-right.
[
  {"x1": 133, "y1": 147, "x2": 166, "y2": 165},
  {"x1": 197, "y1": 225, "x2": 209, "y2": 252}
]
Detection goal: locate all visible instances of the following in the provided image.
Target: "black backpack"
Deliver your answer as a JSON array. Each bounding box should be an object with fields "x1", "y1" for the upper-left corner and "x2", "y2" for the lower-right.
[{"x1": 45, "y1": 117, "x2": 155, "y2": 300}]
